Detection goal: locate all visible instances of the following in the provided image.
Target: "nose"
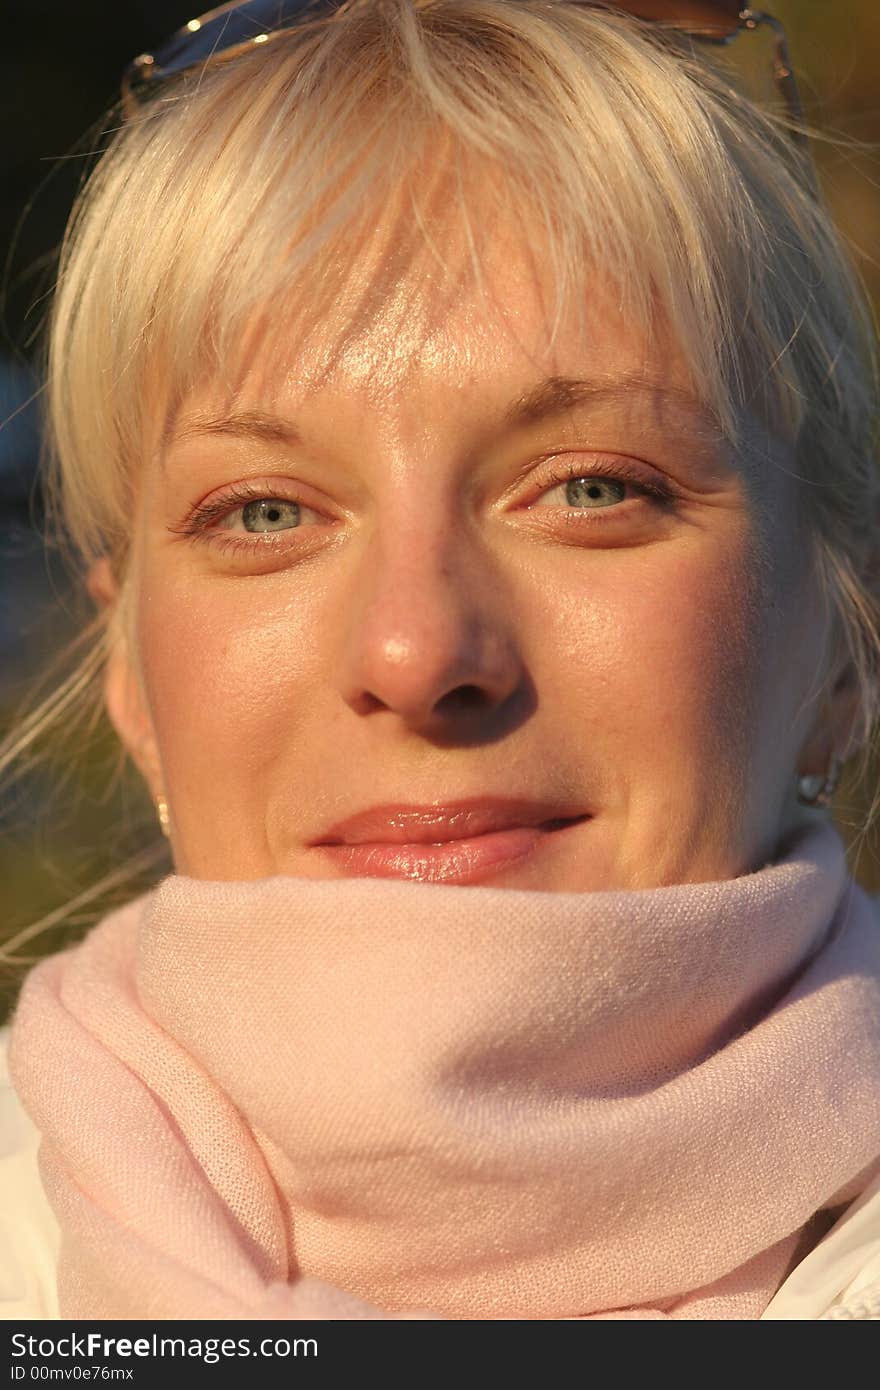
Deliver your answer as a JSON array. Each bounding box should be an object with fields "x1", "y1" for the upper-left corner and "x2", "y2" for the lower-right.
[{"x1": 337, "y1": 520, "x2": 528, "y2": 740}]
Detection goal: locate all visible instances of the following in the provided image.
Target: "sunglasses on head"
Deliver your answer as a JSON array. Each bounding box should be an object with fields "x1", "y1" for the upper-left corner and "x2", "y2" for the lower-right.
[{"x1": 121, "y1": 0, "x2": 805, "y2": 141}]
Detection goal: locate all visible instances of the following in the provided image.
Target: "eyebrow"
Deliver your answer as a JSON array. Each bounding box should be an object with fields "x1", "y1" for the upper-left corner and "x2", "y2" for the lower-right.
[
  {"x1": 163, "y1": 408, "x2": 300, "y2": 454},
  {"x1": 501, "y1": 372, "x2": 722, "y2": 436},
  {"x1": 164, "y1": 372, "x2": 723, "y2": 455}
]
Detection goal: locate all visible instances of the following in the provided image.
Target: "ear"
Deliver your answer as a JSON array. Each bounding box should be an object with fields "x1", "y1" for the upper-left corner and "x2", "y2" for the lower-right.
[
  {"x1": 86, "y1": 557, "x2": 163, "y2": 797},
  {"x1": 796, "y1": 658, "x2": 863, "y2": 778}
]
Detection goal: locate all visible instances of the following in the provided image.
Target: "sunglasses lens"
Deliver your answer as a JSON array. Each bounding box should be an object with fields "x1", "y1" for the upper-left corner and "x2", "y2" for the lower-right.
[
  {"x1": 134, "y1": 0, "x2": 337, "y2": 84},
  {"x1": 125, "y1": 0, "x2": 744, "y2": 100},
  {"x1": 608, "y1": 1, "x2": 742, "y2": 37}
]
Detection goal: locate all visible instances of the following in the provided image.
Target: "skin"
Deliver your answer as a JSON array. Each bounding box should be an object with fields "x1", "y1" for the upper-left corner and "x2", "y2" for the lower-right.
[{"x1": 87, "y1": 183, "x2": 861, "y2": 891}]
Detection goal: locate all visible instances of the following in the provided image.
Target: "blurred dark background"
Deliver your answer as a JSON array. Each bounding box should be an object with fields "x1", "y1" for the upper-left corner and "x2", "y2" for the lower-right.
[{"x1": 1, "y1": 2, "x2": 879, "y2": 1021}]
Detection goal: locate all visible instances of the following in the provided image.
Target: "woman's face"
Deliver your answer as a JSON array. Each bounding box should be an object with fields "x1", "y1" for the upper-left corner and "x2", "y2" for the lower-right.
[{"x1": 106, "y1": 192, "x2": 843, "y2": 890}]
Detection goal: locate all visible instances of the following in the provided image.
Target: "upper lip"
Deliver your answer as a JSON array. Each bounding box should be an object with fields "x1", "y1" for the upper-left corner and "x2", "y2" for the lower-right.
[{"x1": 310, "y1": 797, "x2": 591, "y2": 846}]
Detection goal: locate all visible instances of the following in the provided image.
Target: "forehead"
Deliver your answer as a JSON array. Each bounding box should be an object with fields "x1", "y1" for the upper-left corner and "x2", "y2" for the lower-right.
[{"x1": 160, "y1": 163, "x2": 705, "y2": 448}]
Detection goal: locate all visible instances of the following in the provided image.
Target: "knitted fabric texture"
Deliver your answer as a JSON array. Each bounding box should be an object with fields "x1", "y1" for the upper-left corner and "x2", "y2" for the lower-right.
[{"x1": 7, "y1": 817, "x2": 880, "y2": 1320}]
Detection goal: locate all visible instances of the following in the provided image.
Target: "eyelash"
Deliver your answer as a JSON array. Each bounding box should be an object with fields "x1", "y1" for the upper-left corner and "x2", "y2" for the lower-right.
[{"x1": 170, "y1": 458, "x2": 675, "y2": 555}]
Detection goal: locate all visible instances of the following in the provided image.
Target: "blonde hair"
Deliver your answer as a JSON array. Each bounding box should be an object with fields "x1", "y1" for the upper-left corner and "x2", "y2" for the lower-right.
[{"x1": 3, "y1": 0, "x2": 879, "y2": 961}]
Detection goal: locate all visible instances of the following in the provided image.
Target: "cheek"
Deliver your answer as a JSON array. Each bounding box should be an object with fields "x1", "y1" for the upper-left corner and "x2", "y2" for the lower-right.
[
  {"x1": 136, "y1": 571, "x2": 323, "y2": 782},
  {"x1": 531, "y1": 531, "x2": 775, "y2": 770}
]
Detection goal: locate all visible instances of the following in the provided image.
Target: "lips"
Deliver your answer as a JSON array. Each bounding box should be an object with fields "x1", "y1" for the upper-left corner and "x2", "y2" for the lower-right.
[
  {"x1": 308, "y1": 800, "x2": 591, "y2": 885},
  {"x1": 311, "y1": 797, "x2": 591, "y2": 847}
]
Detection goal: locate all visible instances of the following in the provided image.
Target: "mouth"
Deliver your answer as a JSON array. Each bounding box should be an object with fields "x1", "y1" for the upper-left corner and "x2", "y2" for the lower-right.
[{"x1": 310, "y1": 810, "x2": 591, "y2": 885}]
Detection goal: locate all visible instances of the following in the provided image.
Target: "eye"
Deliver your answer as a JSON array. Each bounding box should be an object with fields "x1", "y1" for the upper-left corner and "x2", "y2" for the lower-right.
[
  {"x1": 526, "y1": 457, "x2": 673, "y2": 516},
  {"x1": 168, "y1": 480, "x2": 330, "y2": 550},
  {"x1": 536, "y1": 474, "x2": 628, "y2": 510},
  {"x1": 219, "y1": 498, "x2": 304, "y2": 533}
]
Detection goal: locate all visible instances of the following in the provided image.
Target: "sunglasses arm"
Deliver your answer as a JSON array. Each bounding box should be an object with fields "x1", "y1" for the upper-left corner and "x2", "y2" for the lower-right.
[{"x1": 741, "y1": 9, "x2": 807, "y2": 146}]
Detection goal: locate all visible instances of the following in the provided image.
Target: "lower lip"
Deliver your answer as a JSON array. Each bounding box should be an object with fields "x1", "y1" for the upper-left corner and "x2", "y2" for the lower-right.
[{"x1": 313, "y1": 819, "x2": 588, "y2": 884}]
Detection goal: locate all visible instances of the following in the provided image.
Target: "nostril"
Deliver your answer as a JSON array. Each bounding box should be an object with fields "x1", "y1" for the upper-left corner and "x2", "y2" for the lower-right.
[{"x1": 437, "y1": 684, "x2": 490, "y2": 714}]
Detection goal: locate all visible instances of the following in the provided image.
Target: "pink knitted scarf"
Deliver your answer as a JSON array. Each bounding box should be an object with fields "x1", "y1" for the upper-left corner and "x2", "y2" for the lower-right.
[{"x1": 8, "y1": 817, "x2": 880, "y2": 1320}]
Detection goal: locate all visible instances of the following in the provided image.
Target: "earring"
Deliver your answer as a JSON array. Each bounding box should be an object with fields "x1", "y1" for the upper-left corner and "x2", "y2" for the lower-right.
[
  {"x1": 156, "y1": 794, "x2": 172, "y2": 838},
  {"x1": 796, "y1": 754, "x2": 843, "y2": 808}
]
